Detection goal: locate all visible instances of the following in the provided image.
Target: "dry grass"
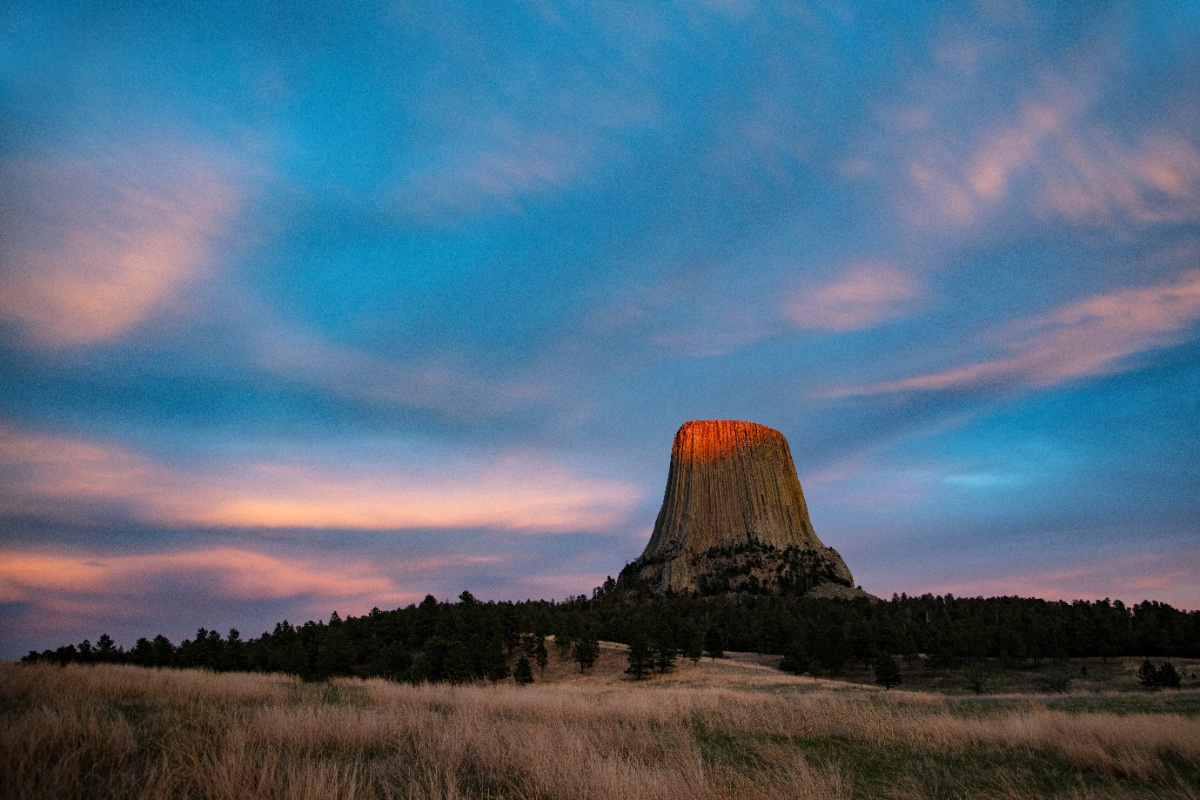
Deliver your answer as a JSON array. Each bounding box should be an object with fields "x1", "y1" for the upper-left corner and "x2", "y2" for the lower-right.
[{"x1": 3, "y1": 656, "x2": 1199, "y2": 799}]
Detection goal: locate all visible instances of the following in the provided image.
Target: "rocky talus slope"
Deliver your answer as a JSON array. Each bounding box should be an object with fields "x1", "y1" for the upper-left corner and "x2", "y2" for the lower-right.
[{"x1": 620, "y1": 420, "x2": 862, "y2": 597}]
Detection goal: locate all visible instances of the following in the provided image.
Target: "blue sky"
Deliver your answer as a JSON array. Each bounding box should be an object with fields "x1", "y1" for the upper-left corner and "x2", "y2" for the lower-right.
[{"x1": 2, "y1": 0, "x2": 1199, "y2": 657}]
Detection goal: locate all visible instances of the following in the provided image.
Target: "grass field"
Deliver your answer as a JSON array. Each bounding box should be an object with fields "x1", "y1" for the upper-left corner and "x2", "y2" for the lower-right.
[{"x1": 3, "y1": 645, "x2": 1199, "y2": 799}]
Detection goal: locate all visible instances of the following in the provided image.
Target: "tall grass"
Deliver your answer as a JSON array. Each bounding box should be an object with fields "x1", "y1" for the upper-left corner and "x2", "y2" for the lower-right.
[{"x1": 2, "y1": 661, "x2": 1198, "y2": 799}]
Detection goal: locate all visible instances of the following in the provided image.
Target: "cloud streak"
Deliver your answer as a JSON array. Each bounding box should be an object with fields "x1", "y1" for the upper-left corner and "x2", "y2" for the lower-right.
[
  {"x1": 784, "y1": 262, "x2": 923, "y2": 332},
  {"x1": 0, "y1": 426, "x2": 641, "y2": 533},
  {"x1": 836, "y1": 270, "x2": 1200, "y2": 395},
  {"x1": 0, "y1": 146, "x2": 240, "y2": 347}
]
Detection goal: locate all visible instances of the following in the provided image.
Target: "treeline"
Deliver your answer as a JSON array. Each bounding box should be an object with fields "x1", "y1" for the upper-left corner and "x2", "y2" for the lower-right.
[{"x1": 21, "y1": 585, "x2": 1200, "y2": 682}]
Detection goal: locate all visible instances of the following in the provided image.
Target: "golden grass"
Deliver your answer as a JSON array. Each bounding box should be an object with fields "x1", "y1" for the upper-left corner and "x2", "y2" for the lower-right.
[{"x1": 2, "y1": 658, "x2": 1199, "y2": 799}]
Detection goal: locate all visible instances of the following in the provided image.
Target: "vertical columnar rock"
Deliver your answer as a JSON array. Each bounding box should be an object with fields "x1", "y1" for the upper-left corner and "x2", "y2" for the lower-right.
[{"x1": 620, "y1": 420, "x2": 857, "y2": 596}]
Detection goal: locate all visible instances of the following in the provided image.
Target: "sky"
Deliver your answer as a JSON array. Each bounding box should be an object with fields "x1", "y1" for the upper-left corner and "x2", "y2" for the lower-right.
[{"x1": 1, "y1": 0, "x2": 1199, "y2": 658}]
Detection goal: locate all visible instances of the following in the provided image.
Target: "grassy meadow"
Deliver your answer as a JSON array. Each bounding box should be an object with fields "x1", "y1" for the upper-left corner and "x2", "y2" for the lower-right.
[{"x1": 3, "y1": 645, "x2": 1199, "y2": 799}]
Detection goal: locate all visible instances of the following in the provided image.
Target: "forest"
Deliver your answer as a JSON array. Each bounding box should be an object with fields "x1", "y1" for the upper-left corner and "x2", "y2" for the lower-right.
[{"x1": 21, "y1": 582, "x2": 1200, "y2": 683}]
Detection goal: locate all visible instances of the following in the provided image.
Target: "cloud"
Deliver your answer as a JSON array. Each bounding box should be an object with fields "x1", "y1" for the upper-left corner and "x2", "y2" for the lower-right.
[
  {"x1": 253, "y1": 321, "x2": 550, "y2": 420},
  {"x1": 0, "y1": 548, "x2": 413, "y2": 607},
  {"x1": 0, "y1": 546, "x2": 437, "y2": 652},
  {"x1": 839, "y1": 270, "x2": 1200, "y2": 395},
  {"x1": 898, "y1": 81, "x2": 1200, "y2": 230},
  {"x1": 393, "y1": 119, "x2": 590, "y2": 220},
  {"x1": 0, "y1": 426, "x2": 641, "y2": 533},
  {"x1": 783, "y1": 262, "x2": 922, "y2": 331},
  {"x1": 0, "y1": 146, "x2": 240, "y2": 346}
]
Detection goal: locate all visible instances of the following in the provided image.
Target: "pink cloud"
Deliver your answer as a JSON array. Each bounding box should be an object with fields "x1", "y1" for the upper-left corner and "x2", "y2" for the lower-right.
[
  {"x1": 783, "y1": 262, "x2": 923, "y2": 332},
  {"x1": 0, "y1": 426, "x2": 641, "y2": 533},
  {"x1": 0, "y1": 548, "x2": 411, "y2": 606},
  {"x1": 837, "y1": 269, "x2": 1200, "y2": 394},
  {"x1": 899, "y1": 82, "x2": 1200, "y2": 229},
  {"x1": 0, "y1": 146, "x2": 240, "y2": 346}
]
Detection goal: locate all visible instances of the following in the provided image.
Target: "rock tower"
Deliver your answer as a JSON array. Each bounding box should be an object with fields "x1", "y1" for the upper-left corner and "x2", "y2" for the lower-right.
[{"x1": 619, "y1": 420, "x2": 858, "y2": 596}]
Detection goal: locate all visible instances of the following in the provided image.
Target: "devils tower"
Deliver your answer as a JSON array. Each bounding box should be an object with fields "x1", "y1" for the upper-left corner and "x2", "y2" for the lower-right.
[{"x1": 619, "y1": 420, "x2": 859, "y2": 597}]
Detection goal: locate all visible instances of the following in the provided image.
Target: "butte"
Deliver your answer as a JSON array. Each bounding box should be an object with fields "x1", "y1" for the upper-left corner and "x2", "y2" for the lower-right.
[{"x1": 619, "y1": 420, "x2": 865, "y2": 598}]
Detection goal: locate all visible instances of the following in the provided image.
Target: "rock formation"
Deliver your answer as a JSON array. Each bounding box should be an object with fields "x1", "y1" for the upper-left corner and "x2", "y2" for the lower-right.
[{"x1": 619, "y1": 420, "x2": 860, "y2": 597}]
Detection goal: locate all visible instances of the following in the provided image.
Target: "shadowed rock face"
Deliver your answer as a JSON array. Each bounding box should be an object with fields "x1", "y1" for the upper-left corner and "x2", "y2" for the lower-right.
[{"x1": 620, "y1": 420, "x2": 858, "y2": 596}]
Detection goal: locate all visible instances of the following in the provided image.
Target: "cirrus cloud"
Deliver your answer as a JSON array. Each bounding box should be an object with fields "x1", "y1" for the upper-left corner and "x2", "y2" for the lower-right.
[
  {"x1": 0, "y1": 425, "x2": 641, "y2": 534},
  {"x1": 0, "y1": 145, "x2": 240, "y2": 347},
  {"x1": 783, "y1": 262, "x2": 923, "y2": 332},
  {"x1": 836, "y1": 269, "x2": 1200, "y2": 395}
]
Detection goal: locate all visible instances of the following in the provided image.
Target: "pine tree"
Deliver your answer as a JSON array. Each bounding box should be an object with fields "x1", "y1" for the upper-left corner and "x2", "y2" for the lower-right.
[
  {"x1": 625, "y1": 633, "x2": 653, "y2": 680},
  {"x1": 874, "y1": 653, "x2": 902, "y2": 690},
  {"x1": 683, "y1": 625, "x2": 703, "y2": 666},
  {"x1": 779, "y1": 640, "x2": 810, "y2": 675},
  {"x1": 573, "y1": 632, "x2": 599, "y2": 672},
  {"x1": 704, "y1": 627, "x2": 724, "y2": 660},
  {"x1": 534, "y1": 637, "x2": 549, "y2": 675},
  {"x1": 1138, "y1": 659, "x2": 1160, "y2": 689},
  {"x1": 513, "y1": 655, "x2": 534, "y2": 685},
  {"x1": 483, "y1": 635, "x2": 511, "y2": 682},
  {"x1": 653, "y1": 621, "x2": 678, "y2": 673},
  {"x1": 1157, "y1": 661, "x2": 1181, "y2": 689},
  {"x1": 315, "y1": 624, "x2": 357, "y2": 680}
]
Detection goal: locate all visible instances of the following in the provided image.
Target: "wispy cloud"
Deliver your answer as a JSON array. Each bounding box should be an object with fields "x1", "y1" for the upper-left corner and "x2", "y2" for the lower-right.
[
  {"x1": 0, "y1": 548, "x2": 416, "y2": 607},
  {"x1": 392, "y1": 118, "x2": 592, "y2": 220},
  {"x1": 0, "y1": 146, "x2": 240, "y2": 346},
  {"x1": 898, "y1": 82, "x2": 1200, "y2": 230},
  {"x1": 836, "y1": 269, "x2": 1200, "y2": 395},
  {"x1": 0, "y1": 426, "x2": 641, "y2": 533},
  {"x1": 783, "y1": 262, "x2": 923, "y2": 332},
  {"x1": 253, "y1": 321, "x2": 550, "y2": 420}
]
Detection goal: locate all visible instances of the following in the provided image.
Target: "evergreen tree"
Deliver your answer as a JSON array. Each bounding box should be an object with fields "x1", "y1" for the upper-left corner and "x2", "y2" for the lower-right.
[
  {"x1": 444, "y1": 640, "x2": 472, "y2": 683},
  {"x1": 1138, "y1": 659, "x2": 1160, "y2": 689},
  {"x1": 683, "y1": 624, "x2": 703, "y2": 665},
  {"x1": 704, "y1": 627, "x2": 724, "y2": 659},
  {"x1": 315, "y1": 624, "x2": 357, "y2": 679},
  {"x1": 96, "y1": 633, "x2": 118, "y2": 662},
  {"x1": 1157, "y1": 661, "x2": 1181, "y2": 689},
  {"x1": 380, "y1": 642, "x2": 412, "y2": 681},
  {"x1": 534, "y1": 637, "x2": 549, "y2": 675},
  {"x1": 513, "y1": 655, "x2": 534, "y2": 685},
  {"x1": 625, "y1": 632, "x2": 653, "y2": 680},
  {"x1": 573, "y1": 632, "x2": 599, "y2": 672},
  {"x1": 779, "y1": 640, "x2": 810, "y2": 675},
  {"x1": 653, "y1": 621, "x2": 678, "y2": 673},
  {"x1": 874, "y1": 653, "x2": 902, "y2": 690},
  {"x1": 483, "y1": 635, "x2": 511, "y2": 682}
]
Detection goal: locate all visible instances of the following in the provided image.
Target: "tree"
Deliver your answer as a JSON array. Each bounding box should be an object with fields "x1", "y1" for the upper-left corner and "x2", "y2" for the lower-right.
[
  {"x1": 683, "y1": 624, "x2": 703, "y2": 666},
  {"x1": 704, "y1": 627, "x2": 724, "y2": 660},
  {"x1": 96, "y1": 633, "x2": 118, "y2": 662},
  {"x1": 380, "y1": 642, "x2": 411, "y2": 681},
  {"x1": 963, "y1": 663, "x2": 989, "y2": 694},
  {"x1": 1138, "y1": 659, "x2": 1160, "y2": 689},
  {"x1": 653, "y1": 621, "x2": 678, "y2": 673},
  {"x1": 315, "y1": 624, "x2": 357, "y2": 680},
  {"x1": 1157, "y1": 661, "x2": 1181, "y2": 689},
  {"x1": 534, "y1": 637, "x2": 549, "y2": 675},
  {"x1": 874, "y1": 654, "x2": 902, "y2": 690},
  {"x1": 573, "y1": 632, "x2": 599, "y2": 672},
  {"x1": 779, "y1": 640, "x2": 810, "y2": 675},
  {"x1": 513, "y1": 655, "x2": 534, "y2": 685},
  {"x1": 444, "y1": 641, "x2": 472, "y2": 683},
  {"x1": 625, "y1": 633, "x2": 654, "y2": 680},
  {"x1": 483, "y1": 635, "x2": 511, "y2": 682}
]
